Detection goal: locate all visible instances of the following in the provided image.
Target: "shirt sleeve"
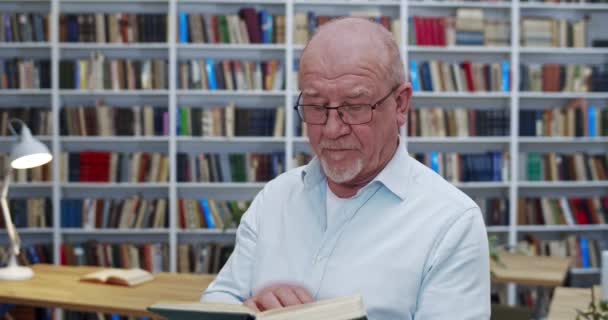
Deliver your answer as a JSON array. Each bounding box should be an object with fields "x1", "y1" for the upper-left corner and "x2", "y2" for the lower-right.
[
  {"x1": 200, "y1": 189, "x2": 263, "y2": 304},
  {"x1": 413, "y1": 207, "x2": 491, "y2": 320}
]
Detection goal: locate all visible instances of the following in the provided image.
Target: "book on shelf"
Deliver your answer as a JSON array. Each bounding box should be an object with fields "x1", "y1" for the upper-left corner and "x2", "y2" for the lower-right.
[
  {"x1": 521, "y1": 17, "x2": 588, "y2": 48},
  {"x1": 149, "y1": 295, "x2": 367, "y2": 320},
  {"x1": 0, "y1": 244, "x2": 52, "y2": 267},
  {"x1": 0, "y1": 154, "x2": 52, "y2": 182},
  {"x1": 61, "y1": 242, "x2": 169, "y2": 273},
  {"x1": 413, "y1": 151, "x2": 509, "y2": 182},
  {"x1": 410, "y1": 10, "x2": 509, "y2": 47},
  {"x1": 59, "y1": 54, "x2": 168, "y2": 90},
  {"x1": 180, "y1": 9, "x2": 285, "y2": 44},
  {"x1": 179, "y1": 59, "x2": 284, "y2": 91},
  {"x1": 0, "y1": 107, "x2": 52, "y2": 136},
  {"x1": 293, "y1": 152, "x2": 312, "y2": 167},
  {"x1": 0, "y1": 59, "x2": 51, "y2": 89},
  {"x1": 518, "y1": 234, "x2": 604, "y2": 269},
  {"x1": 60, "y1": 13, "x2": 167, "y2": 43},
  {"x1": 294, "y1": 11, "x2": 399, "y2": 45},
  {"x1": 519, "y1": 63, "x2": 608, "y2": 92},
  {"x1": 519, "y1": 152, "x2": 607, "y2": 182},
  {"x1": 61, "y1": 197, "x2": 168, "y2": 229},
  {"x1": 80, "y1": 268, "x2": 154, "y2": 287},
  {"x1": 177, "y1": 152, "x2": 284, "y2": 183},
  {"x1": 473, "y1": 197, "x2": 509, "y2": 226},
  {"x1": 409, "y1": 60, "x2": 510, "y2": 92},
  {"x1": 0, "y1": 13, "x2": 49, "y2": 43},
  {"x1": 0, "y1": 198, "x2": 52, "y2": 229},
  {"x1": 61, "y1": 104, "x2": 168, "y2": 136},
  {"x1": 177, "y1": 242, "x2": 235, "y2": 274},
  {"x1": 177, "y1": 105, "x2": 284, "y2": 137},
  {"x1": 518, "y1": 196, "x2": 608, "y2": 225},
  {"x1": 519, "y1": 99, "x2": 608, "y2": 137},
  {"x1": 60, "y1": 151, "x2": 170, "y2": 183},
  {"x1": 178, "y1": 198, "x2": 248, "y2": 230},
  {"x1": 407, "y1": 108, "x2": 510, "y2": 137}
]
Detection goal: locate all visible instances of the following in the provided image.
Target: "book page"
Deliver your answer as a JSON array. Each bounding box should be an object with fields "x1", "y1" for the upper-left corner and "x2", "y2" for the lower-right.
[{"x1": 258, "y1": 295, "x2": 366, "y2": 320}]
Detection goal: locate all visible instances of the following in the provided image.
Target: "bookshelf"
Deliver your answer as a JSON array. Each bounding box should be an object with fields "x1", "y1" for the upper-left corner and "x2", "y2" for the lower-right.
[{"x1": 0, "y1": 0, "x2": 606, "y2": 310}]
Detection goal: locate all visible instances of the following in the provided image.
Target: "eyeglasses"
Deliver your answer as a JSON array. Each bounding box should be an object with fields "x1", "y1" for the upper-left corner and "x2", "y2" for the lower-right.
[{"x1": 294, "y1": 85, "x2": 399, "y2": 125}]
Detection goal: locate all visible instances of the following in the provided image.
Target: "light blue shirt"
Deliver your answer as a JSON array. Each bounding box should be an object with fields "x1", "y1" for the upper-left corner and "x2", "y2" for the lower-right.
[{"x1": 202, "y1": 140, "x2": 491, "y2": 319}]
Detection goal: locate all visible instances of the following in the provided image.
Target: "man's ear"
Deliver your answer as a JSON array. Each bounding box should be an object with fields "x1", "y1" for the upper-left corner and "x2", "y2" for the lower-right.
[{"x1": 395, "y1": 83, "x2": 412, "y2": 127}]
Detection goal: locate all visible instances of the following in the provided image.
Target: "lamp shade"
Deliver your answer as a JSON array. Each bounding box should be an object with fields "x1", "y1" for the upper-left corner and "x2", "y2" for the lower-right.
[{"x1": 9, "y1": 125, "x2": 52, "y2": 169}]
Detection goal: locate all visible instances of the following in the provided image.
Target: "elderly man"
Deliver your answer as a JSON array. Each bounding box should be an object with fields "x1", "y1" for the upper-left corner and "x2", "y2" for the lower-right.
[{"x1": 202, "y1": 18, "x2": 490, "y2": 319}]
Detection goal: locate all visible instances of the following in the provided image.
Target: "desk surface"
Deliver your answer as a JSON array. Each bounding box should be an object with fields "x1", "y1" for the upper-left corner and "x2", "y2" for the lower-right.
[
  {"x1": 548, "y1": 286, "x2": 601, "y2": 320},
  {"x1": 491, "y1": 252, "x2": 571, "y2": 287},
  {"x1": 0, "y1": 264, "x2": 215, "y2": 318}
]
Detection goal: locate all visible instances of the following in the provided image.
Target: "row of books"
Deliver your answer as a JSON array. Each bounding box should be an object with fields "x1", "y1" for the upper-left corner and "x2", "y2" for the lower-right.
[
  {"x1": 178, "y1": 198, "x2": 248, "y2": 230},
  {"x1": 0, "y1": 198, "x2": 52, "y2": 228},
  {"x1": 518, "y1": 197, "x2": 608, "y2": 226},
  {"x1": 518, "y1": 235, "x2": 603, "y2": 269},
  {"x1": 177, "y1": 242, "x2": 234, "y2": 274},
  {"x1": 60, "y1": 242, "x2": 169, "y2": 273},
  {"x1": 179, "y1": 9, "x2": 285, "y2": 44},
  {"x1": 0, "y1": 107, "x2": 52, "y2": 136},
  {"x1": 59, "y1": 55, "x2": 168, "y2": 90},
  {"x1": 60, "y1": 13, "x2": 167, "y2": 43},
  {"x1": 407, "y1": 108, "x2": 509, "y2": 137},
  {"x1": 178, "y1": 59, "x2": 284, "y2": 91},
  {"x1": 473, "y1": 197, "x2": 509, "y2": 226},
  {"x1": 61, "y1": 105, "x2": 168, "y2": 136},
  {"x1": 0, "y1": 13, "x2": 48, "y2": 42},
  {"x1": 520, "y1": 99, "x2": 608, "y2": 137},
  {"x1": 0, "y1": 59, "x2": 51, "y2": 89},
  {"x1": 521, "y1": 17, "x2": 587, "y2": 48},
  {"x1": 413, "y1": 151, "x2": 509, "y2": 182},
  {"x1": 177, "y1": 105, "x2": 284, "y2": 137},
  {"x1": 0, "y1": 154, "x2": 52, "y2": 182},
  {"x1": 521, "y1": 153, "x2": 607, "y2": 182},
  {"x1": 0, "y1": 244, "x2": 52, "y2": 267},
  {"x1": 176, "y1": 152, "x2": 284, "y2": 183},
  {"x1": 409, "y1": 60, "x2": 510, "y2": 92},
  {"x1": 61, "y1": 152, "x2": 170, "y2": 183},
  {"x1": 294, "y1": 12, "x2": 399, "y2": 45},
  {"x1": 61, "y1": 197, "x2": 168, "y2": 229},
  {"x1": 409, "y1": 11, "x2": 509, "y2": 46},
  {"x1": 520, "y1": 64, "x2": 608, "y2": 92}
]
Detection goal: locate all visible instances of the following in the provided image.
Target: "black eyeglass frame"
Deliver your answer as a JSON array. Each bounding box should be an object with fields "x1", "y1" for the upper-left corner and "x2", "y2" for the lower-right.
[{"x1": 293, "y1": 85, "x2": 400, "y2": 125}]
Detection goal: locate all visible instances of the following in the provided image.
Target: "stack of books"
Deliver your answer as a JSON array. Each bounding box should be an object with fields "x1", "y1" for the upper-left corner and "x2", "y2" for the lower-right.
[
  {"x1": 518, "y1": 196, "x2": 608, "y2": 225},
  {"x1": 0, "y1": 13, "x2": 48, "y2": 42},
  {"x1": 520, "y1": 153, "x2": 607, "y2": 181},
  {"x1": 177, "y1": 198, "x2": 248, "y2": 230},
  {"x1": 177, "y1": 152, "x2": 285, "y2": 183},
  {"x1": 60, "y1": 13, "x2": 167, "y2": 43},
  {"x1": 0, "y1": 198, "x2": 52, "y2": 228},
  {"x1": 61, "y1": 105, "x2": 168, "y2": 136},
  {"x1": 520, "y1": 64, "x2": 608, "y2": 92},
  {"x1": 413, "y1": 151, "x2": 509, "y2": 182},
  {"x1": 0, "y1": 59, "x2": 51, "y2": 89},
  {"x1": 61, "y1": 152, "x2": 170, "y2": 183},
  {"x1": 61, "y1": 242, "x2": 169, "y2": 273},
  {"x1": 409, "y1": 60, "x2": 510, "y2": 92},
  {"x1": 408, "y1": 108, "x2": 510, "y2": 137},
  {"x1": 519, "y1": 99, "x2": 608, "y2": 137},
  {"x1": 178, "y1": 59, "x2": 283, "y2": 91},
  {"x1": 0, "y1": 108, "x2": 52, "y2": 136},
  {"x1": 178, "y1": 242, "x2": 234, "y2": 274},
  {"x1": 518, "y1": 235, "x2": 603, "y2": 269},
  {"x1": 473, "y1": 197, "x2": 509, "y2": 226},
  {"x1": 521, "y1": 17, "x2": 587, "y2": 48},
  {"x1": 0, "y1": 154, "x2": 52, "y2": 183}
]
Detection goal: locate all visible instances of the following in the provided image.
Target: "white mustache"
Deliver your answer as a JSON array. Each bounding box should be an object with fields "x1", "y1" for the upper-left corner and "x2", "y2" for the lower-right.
[{"x1": 318, "y1": 140, "x2": 360, "y2": 150}]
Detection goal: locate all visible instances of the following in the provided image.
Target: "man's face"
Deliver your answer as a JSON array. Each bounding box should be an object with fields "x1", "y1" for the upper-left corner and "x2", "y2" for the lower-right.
[{"x1": 299, "y1": 50, "x2": 404, "y2": 184}]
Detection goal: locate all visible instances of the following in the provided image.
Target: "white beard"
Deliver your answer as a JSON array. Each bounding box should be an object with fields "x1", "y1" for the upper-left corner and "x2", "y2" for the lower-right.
[{"x1": 320, "y1": 156, "x2": 364, "y2": 184}]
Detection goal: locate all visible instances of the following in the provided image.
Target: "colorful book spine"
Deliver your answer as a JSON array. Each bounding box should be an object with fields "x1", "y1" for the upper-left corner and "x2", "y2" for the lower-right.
[
  {"x1": 199, "y1": 198, "x2": 216, "y2": 229},
  {"x1": 179, "y1": 12, "x2": 189, "y2": 43},
  {"x1": 501, "y1": 61, "x2": 510, "y2": 92},
  {"x1": 205, "y1": 58, "x2": 217, "y2": 90},
  {"x1": 588, "y1": 105, "x2": 597, "y2": 137},
  {"x1": 410, "y1": 60, "x2": 421, "y2": 92}
]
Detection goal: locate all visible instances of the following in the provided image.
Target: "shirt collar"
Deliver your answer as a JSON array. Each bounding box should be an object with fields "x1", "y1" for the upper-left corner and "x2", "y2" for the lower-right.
[{"x1": 300, "y1": 137, "x2": 410, "y2": 200}]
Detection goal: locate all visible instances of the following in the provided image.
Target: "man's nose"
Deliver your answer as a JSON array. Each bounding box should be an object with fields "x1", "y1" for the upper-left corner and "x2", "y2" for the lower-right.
[{"x1": 322, "y1": 109, "x2": 350, "y2": 139}]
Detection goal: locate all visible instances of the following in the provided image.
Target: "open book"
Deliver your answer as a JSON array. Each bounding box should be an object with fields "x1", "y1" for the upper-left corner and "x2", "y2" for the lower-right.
[
  {"x1": 148, "y1": 295, "x2": 367, "y2": 320},
  {"x1": 80, "y1": 268, "x2": 154, "y2": 287}
]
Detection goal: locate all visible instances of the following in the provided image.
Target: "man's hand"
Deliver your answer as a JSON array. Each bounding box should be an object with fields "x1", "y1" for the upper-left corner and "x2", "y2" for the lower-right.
[{"x1": 244, "y1": 284, "x2": 314, "y2": 312}]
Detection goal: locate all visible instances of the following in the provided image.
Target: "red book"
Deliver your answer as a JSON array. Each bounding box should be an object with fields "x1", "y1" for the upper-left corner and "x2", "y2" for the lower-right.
[
  {"x1": 438, "y1": 18, "x2": 446, "y2": 46},
  {"x1": 414, "y1": 17, "x2": 423, "y2": 45},
  {"x1": 430, "y1": 18, "x2": 440, "y2": 46},
  {"x1": 462, "y1": 62, "x2": 475, "y2": 92},
  {"x1": 138, "y1": 153, "x2": 150, "y2": 182},
  {"x1": 380, "y1": 16, "x2": 391, "y2": 31},
  {"x1": 143, "y1": 244, "x2": 153, "y2": 272},
  {"x1": 212, "y1": 16, "x2": 220, "y2": 44},
  {"x1": 422, "y1": 18, "x2": 432, "y2": 46},
  {"x1": 569, "y1": 198, "x2": 590, "y2": 224},
  {"x1": 178, "y1": 199, "x2": 187, "y2": 229},
  {"x1": 238, "y1": 8, "x2": 261, "y2": 43}
]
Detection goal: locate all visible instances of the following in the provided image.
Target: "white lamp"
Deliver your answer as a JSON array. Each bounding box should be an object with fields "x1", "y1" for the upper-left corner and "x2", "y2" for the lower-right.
[{"x1": 0, "y1": 119, "x2": 52, "y2": 281}]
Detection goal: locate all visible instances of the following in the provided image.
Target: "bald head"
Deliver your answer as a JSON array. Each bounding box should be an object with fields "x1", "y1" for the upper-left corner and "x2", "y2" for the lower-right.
[{"x1": 299, "y1": 17, "x2": 405, "y2": 87}]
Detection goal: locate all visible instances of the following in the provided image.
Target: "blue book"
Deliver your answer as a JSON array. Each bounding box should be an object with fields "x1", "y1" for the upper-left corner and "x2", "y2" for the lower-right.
[
  {"x1": 501, "y1": 61, "x2": 510, "y2": 92},
  {"x1": 179, "y1": 13, "x2": 189, "y2": 43},
  {"x1": 588, "y1": 105, "x2": 597, "y2": 137},
  {"x1": 205, "y1": 58, "x2": 218, "y2": 90},
  {"x1": 4, "y1": 15, "x2": 12, "y2": 42},
  {"x1": 430, "y1": 152, "x2": 440, "y2": 173},
  {"x1": 409, "y1": 60, "x2": 421, "y2": 92},
  {"x1": 307, "y1": 11, "x2": 317, "y2": 36},
  {"x1": 199, "y1": 198, "x2": 216, "y2": 229},
  {"x1": 176, "y1": 109, "x2": 181, "y2": 135},
  {"x1": 579, "y1": 237, "x2": 591, "y2": 268},
  {"x1": 110, "y1": 315, "x2": 121, "y2": 320},
  {"x1": 26, "y1": 246, "x2": 40, "y2": 264},
  {"x1": 259, "y1": 10, "x2": 273, "y2": 44},
  {"x1": 492, "y1": 152, "x2": 502, "y2": 182},
  {"x1": 420, "y1": 62, "x2": 432, "y2": 91}
]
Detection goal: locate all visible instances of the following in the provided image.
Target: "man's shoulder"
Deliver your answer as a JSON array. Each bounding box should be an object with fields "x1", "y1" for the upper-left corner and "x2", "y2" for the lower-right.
[{"x1": 407, "y1": 156, "x2": 479, "y2": 213}]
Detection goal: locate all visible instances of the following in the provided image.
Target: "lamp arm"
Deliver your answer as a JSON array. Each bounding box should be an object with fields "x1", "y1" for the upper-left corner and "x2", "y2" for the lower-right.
[
  {"x1": 1, "y1": 166, "x2": 21, "y2": 257},
  {"x1": 7, "y1": 118, "x2": 25, "y2": 136}
]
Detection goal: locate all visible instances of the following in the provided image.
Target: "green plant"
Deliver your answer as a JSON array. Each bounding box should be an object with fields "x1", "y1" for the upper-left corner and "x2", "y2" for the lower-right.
[{"x1": 575, "y1": 288, "x2": 608, "y2": 320}]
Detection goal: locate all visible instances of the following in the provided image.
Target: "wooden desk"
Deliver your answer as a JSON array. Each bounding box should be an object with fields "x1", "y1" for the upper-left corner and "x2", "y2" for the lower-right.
[
  {"x1": 491, "y1": 252, "x2": 571, "y2": 286},
  {"x1": 547, "y1": 286, "x2": 601, "y2": 320},
  {"x1": 0, "y1": 264, "x2": 215, "y2": 318}
]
